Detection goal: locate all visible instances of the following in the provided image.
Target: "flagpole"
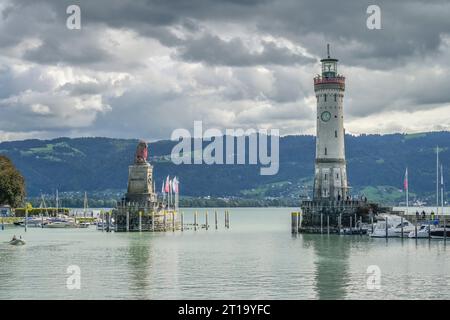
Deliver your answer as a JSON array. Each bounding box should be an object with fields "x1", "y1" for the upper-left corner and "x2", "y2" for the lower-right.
[
  {"x1": 406, "y1": 167, "x2": 409, "y2": 215},
  {"x1": 437, "y1": 146, "x2": 439, "y2": 215},
  {"x1": 441, "y1": 164, "x2": 444, "y2": 217}
]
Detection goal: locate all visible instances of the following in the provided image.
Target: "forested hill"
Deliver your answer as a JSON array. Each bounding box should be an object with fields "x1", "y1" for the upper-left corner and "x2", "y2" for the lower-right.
[{"x1": 0, "y1": 131, "x2": 449, "y2": 204}]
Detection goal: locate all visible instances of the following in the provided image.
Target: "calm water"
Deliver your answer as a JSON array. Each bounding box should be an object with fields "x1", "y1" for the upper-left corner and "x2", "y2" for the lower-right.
[{"x1": 0, "y1": 208, "x2": 449, "y2": 300}]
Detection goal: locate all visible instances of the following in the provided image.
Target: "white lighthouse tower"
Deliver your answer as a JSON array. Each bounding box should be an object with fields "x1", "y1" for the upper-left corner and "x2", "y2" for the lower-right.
[{"x1": 313, "y1": 45, "x2": 348, "y2": 201}]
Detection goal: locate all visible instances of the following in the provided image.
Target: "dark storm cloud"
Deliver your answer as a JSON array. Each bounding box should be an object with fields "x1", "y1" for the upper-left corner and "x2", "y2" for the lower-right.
[
  {"x1": 177, "y1": 34, "x2": 314, "y2": 66},
  {"x1": 1, "y1": 0, "x2": 450, "y2": 140}
]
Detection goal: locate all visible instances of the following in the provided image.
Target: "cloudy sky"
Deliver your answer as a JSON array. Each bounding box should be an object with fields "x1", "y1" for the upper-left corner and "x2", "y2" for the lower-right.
[{"x1": 1, "y1": 0, "x2": 450, "y2": 141}]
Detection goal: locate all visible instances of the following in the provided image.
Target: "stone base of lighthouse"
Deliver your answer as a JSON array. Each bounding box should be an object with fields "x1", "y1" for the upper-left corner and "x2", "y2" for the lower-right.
[{"x1": 299, "y1": 199, "x2": 381, "y2": 234}]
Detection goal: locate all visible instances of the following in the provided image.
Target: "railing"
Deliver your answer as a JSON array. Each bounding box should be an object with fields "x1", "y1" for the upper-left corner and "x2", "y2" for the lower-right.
[{"x1": 313, "y1": 75, "x2": 345, "y2": 85}]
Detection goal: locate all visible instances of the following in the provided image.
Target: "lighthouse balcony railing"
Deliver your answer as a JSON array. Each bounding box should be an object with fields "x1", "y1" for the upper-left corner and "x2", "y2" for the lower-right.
[{"x1": 313, "y1": 75, "x2": 345, "y2": 85}]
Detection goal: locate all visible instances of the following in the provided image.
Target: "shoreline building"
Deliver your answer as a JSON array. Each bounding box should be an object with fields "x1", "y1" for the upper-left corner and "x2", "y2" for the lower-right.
[
  {"x1": 300, "y1": 45, "x2": 378, "y2": 233},
  {"x1": 112, "y1": 140, "x2": 179, "y2": 232}
]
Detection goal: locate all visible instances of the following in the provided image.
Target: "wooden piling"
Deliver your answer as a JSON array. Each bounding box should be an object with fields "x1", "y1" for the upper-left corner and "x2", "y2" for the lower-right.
[
  {"x1": 194, "y1": 211, "x2": 198, "y2": 231},
  {"x1": 152, "y1": 210, "x2": 155, "y2": 232},
  {"x1": 385, "y1": 217, "x2": 388, "y2": 238},
  {"x1": 205, "y1": 211, "x2": 208, "y2": 230},
  {"x1": 444, "y1": 216, "x2": 446, "y2": 242},
  {"x1": 359, "y1": 216, "x2": 362, "y2": 234},
  {"x1": 371, "y1": 216, "x2": 374, "y2": 234},
  {"x1": 291, "y1": 212, "x2": 298, "y2": 234},
  {"x1": 327, "y1": 215, "x2": 330, "y2": 235},
  {"x1": 163, "y1": 211, "x2": 167, "y2": 232},
  {"x1": 349, "y1": 216, "x2": 352, "y2": 235},
  {"x1": 215, "y1": 210, "x2": 218, "y2": 230},
  {"x1": 320, "y1": 213, "x2": 323, "y2": 234},
  {"x1": 172, "y1": 211, "x2": 175, "y2": 232},
  {"x1": 298, "y1": 211, "x2": 302, "y2": 230},
  {"x1": 126, "y1": 210, "x2": 129, "y2": 232},
  {"x1": 181, "y1": 211, "x2": 184, "y2": 231},
  {"x1": 415, "y1": 218, "x2": 418, "y2": 240},
  {"x1": 339, "y1": 213, "x2": 342, "y2": 234},
  {"x1": 400, "y1": 216, "x2": 404, "y2": 238},
  {"x1": 139, "y1": 211, "x2": 142, "y2": 232}
]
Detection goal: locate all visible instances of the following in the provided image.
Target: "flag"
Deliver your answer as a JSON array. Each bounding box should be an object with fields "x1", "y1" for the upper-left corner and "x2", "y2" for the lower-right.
[
  {"x1": 403, "y1": 168, "x2": 408, "y2": 191},
  {"x1": 161, "y1": 180, "x2": 165, "y2": 194},
  {"x1": 173, "y1": 177, "x2": 179, "y2": 194},
  {"x1": 165, "y1": 175, "x2": 170, "y2": 193}
]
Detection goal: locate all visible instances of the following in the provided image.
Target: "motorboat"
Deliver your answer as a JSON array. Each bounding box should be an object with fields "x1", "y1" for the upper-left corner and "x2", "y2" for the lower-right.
[
  {"x1": 14, "y1": 217, "x2": 47, "y2": 228},
  {"x1": 408, "y1": 223, "x2": 436, "y2": 238},
  {"x1": 77, "y1": 222, "x2": 90, "y2": 228},
  {"x1": 369, "y1": 215, "x2": 413, "y2": 238},
  {"x1": 392, "y1": 219, "x2": 416, "y2": 237},
  {"x1": 430, "y1": 226, "x2": 450, "y2": 239},
  {"x1": 43, "y1": 220, "x2": 78, "y2": 228}
]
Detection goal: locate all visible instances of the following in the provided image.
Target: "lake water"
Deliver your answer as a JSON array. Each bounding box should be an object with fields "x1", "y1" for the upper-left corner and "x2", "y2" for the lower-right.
[{"x1": 0, "y1": 208, "x2": 449, "y2": 300}]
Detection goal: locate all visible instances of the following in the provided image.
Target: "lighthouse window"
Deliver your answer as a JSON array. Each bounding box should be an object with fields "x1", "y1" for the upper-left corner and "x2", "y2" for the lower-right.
[
  {"x1": 324, "y1": 94, "x2": 327, "y2": 102},
  {"x1": 336, "y1": 173, "x2": 339, "y2": 179},
  {"x1": 335, "y1": 130, "x2": 338, "y2": 138},
  {"x1": 325, "y1": 147, "x2": 327, "y2": 155},
  {"x1": 324, "y1": 174, "x2": 327, "y2": 180},
  {"x1": 334, "y1": 94, "x2": 337, "y2": 101}
]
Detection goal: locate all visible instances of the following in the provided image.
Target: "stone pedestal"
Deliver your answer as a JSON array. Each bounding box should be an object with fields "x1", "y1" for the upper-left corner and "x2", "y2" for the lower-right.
[{"x1": 125, "y1": 162, "x2": 156, "y2": 203}]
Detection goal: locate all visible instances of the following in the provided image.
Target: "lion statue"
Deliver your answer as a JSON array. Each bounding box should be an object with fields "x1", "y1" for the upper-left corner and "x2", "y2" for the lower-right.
[{"x1": 135, "y1": 140, "x2": 148, "y2": 164}]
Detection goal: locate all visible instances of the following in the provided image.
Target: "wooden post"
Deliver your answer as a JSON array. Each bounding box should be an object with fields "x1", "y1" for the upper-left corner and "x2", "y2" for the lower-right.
[
  {"x1": 215, "y1": 210, "x2": 218, "y2": 230},
  {"x1": 126, "y1": 210, "x2": 129, "y2": 232},
  {"x1": 225, "y1": 210, "x2": 228, "y2": 228},
  {"x1": 227, "y1": 211, "x2": 230, "y2": 229},
  {"x1": 172, "y1": 211, "x2": 175, "y2": 232},
  {"x1": 371, "y1": 216, "x2": 374, "y2": 234},
  {"x1": 298, "y1": 211, "x2": 302, "y2": 230},
  {"x1": 291, "y1": 212, "x2": 298, "y2": 234},
  {"x1": 194, "y1": 211, "x2": 197, "y2": 231},
  {"x1": 181, "y1": 211, "x2": 184, "y2": 231},
  {"x1": 415, "y1": 217, "x2": 418, "y2": 240},
  {"x1": 400, "y1": 216, "x2": 404, "y2": 239},
  {"x1": 25, "y1": 207, "x2": 28, "y2": 232},
  {"x1": 444, "y1": 216, "x2": 446, "y2": 242},
  {"x1": 1, "y1": 215, "x2": 4, "y2": 231},
  {"x1": 139, "y1": 211, "x2": 142, "y2": 232},
  {"x1": 152, "y1": 210, "x2": 155, "y2": 232},
  {"x1": 349, "y1": 216, "x2": 352, "y2": 235},
  {"x1": 359, "y1": 216, "x2": 362, "y2": 234},
  {"x1": 320, "y1": 213, "x2": 323, "y2": 234},
  {"x1": 163, "y1": 211, "x2": 167, "y2": 232},
  {"x1": 327, "y1": 214, "x2": 330, "y2": 235},
  {"x1": 428, "y1": 217, "x2": 431, "y2": 240},
  {"x1": 339, "y1": 213, "x2": 342, "y2": 234},
  {"x1": 205, "y1": 211, "x2": 208, "y2": 230},
  {"x1": 385, "y1": 217, "x2": 388, "y2": 238}
]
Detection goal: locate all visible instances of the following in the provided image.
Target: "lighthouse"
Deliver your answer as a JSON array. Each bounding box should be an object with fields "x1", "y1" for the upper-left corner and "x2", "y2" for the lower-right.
[
  {"x1": 313, "y1": 44, "x2": 348, "y2": 201},
  {"x1": 298, "y1": 45, "x2": 377, "y2": 234}
]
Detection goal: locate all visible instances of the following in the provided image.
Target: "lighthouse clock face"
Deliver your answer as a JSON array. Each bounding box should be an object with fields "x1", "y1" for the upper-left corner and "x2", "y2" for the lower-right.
[{"x1": 321, "y1": 111, "x2": 331, "y2": 122}]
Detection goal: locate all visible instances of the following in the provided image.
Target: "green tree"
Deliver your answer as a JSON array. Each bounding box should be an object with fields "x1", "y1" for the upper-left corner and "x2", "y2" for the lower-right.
[{"x1": 0, "y1": 155, "x2": 26, "y2": 207}]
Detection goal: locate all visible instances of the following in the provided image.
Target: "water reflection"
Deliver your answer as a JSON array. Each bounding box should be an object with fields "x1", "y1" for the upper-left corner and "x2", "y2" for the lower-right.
[
  {"x1": 126, "y1": 233, "x2": 152, "y2": 297},
  {"x1": 302, "y1": 234, "x2": 351, "y2": 299}
]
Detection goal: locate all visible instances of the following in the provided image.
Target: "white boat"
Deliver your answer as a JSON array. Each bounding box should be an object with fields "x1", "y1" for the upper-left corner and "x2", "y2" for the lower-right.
[
  {"x1": 370, "y1": 215, "x2": 413, "y2": 238},
  {"x1": 43, "y1": 221, "x2": 77, "y2": 228},
  {"x1": 430, "y1": 226, "x2": 450, "y2": 239},
  {"x1": 408, "y1": 224, "x2": 436, "y2": 238}
]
